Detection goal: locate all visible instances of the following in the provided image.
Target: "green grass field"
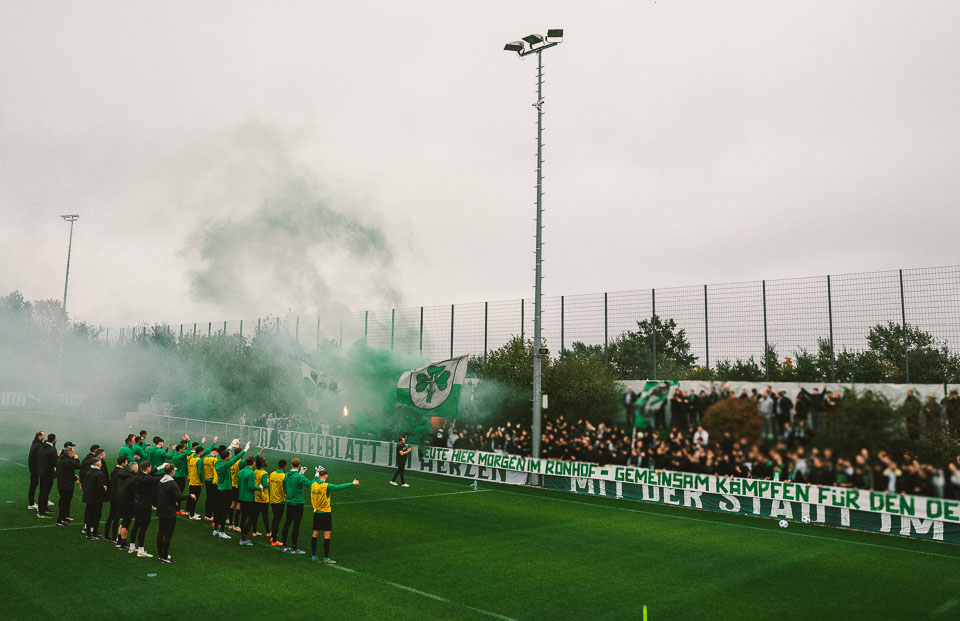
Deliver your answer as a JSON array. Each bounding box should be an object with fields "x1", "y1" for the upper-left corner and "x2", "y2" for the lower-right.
[{"x1": 1, "y1": 429, "x2": 959, "y2": 620}]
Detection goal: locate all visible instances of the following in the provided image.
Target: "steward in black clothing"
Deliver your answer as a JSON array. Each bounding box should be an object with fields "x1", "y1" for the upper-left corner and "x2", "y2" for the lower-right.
[
  {"x1": 55, "y1": 449, "x2": 81, "y2": 524},
  {"x1": 36, "y1": 436, "x2": 58, "y2": 517},
  {"x1": 28, "y1": 432, "x2": 43, "y2": 508},
  {"x1": 130, "y1": 463, "x2": 160, "y2": 553},
  {"x1": 156, "y1": 464, "x2": 194, "y2": 562},
  {"x1": 81, "y1": 461, "x2": 108, "y2": 538},
  {"x1": 114, "y1": 461, "x2": 139, "y2": 550}
]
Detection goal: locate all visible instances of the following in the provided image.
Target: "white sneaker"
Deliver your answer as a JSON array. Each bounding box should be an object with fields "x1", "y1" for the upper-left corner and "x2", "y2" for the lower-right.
[
  {"x1": 389, "y1": 481, "x2": 398, "y2": 486},
  {"x1": 218, "y1": 532, "x2": 231, "y2": 539},
  {"x1": 189, "y1": 515, "x2": 202, "y2": 521},
  {"x1": 27, "y1": 503, "x2": 38, "y2": 510},
  {"x1": 47, "y1": 500, "x2": 55, "y2": 506},
  {"x1": 401, "y1": 483, "x2": 410, "y2": 487},
  {"x1": 137, "y1": 550, "x2": 153, "y2": 558}
]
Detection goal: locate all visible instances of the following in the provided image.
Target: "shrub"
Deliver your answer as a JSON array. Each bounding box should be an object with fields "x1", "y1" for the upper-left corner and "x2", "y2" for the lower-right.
[{"x1": 702, "y1": 397, "x2": 761, "y2": 445}]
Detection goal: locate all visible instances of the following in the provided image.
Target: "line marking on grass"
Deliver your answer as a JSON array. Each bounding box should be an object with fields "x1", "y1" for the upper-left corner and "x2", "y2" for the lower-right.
[
  {"x1": 934, "y1": 597, "x2": 960, "y2": 615},
  {"x1": 0, "y1": 522, "x2": 80, "y2": 533},
  {"x1": 329, "y1": 564, "x2": 517, "y2": 620},
  {"x1": 491, "y1": 489, "x2": 960, "y2": 562},
  {"x1": 0, "y1": 457, "x2": 27, "y2": 468},
  {"x1": 337, "y1": 489, "x2": 490, "y2": 506}
]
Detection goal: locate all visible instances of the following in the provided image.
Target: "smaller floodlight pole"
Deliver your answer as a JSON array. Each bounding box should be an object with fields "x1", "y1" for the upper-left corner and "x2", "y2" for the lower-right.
[{"x1": 503, "y1": 29, "x2": 562, "y2": 461}]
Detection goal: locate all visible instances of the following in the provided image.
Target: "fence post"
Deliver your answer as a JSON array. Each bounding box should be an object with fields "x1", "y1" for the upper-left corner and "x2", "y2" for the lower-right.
[
  {"x1": 257, "y1": 318, "x2": 261, "y2": 334},
  {"x1": 900, "y1": 269, "x2": 910, "y2": 382},
  {"x1": 762, "y1": 280, "x2": 769, "y2": 382},
  {"x1": 651, "y1": 289, "x2": 657, "y2": 380},
  {"x1": 450, "y1": 304, "x2": 455, "y2": 358},
  {"x1": 484, "y1": 301, "x2": 488, "y2": 361},
  {"x1": 295, "y1": 316, "x2": 299, "y2": 343},
  {"x1": 704, "y1": 285, "x2": 710, "y2": 379},
  {"x1": 604, "y1": 292, "x2": 608, "y2": 363},
  {"x1": 223, "y1": 320, "x2": 227, "y2": 335},
  {"x1": 179, "y1": 324, "x2": 183, "y2": 340},
  {"x1": 276, "y1": 317, "x2": 280, "y2": 335},
  {"x1": 364, "y1": 311, "x2": 368, "y2": 342},
  {"x1": 339, "y1": 318, "x2": 343, "y2": 349},
  {"x1": 419, "y1": 307, "x2": 424, "y2": 355},
  {"x1": 207, "y1": 322, "x2": 210, "y2": 337},
  {"x1": 521, "y1": 298, "x2": 525, "y2": 340},
  {"x1": 239, "y1": 320, "x2": 243, "y2": 353},
  {"x1": 561, "y1": 295, "x2": 565, "y2": 355},
  {"x1": 827, "y1": 275, "x2": 835, "y2": 382},
  {"x1": 316, "y1": 316, "x2": 321, "y2": 351},
  {"x1": 391, "y1": 309, "x2": 395, "y2": 350},
  {"x1": 239, "y1": 320, "x2": 243, "y2": 339}
]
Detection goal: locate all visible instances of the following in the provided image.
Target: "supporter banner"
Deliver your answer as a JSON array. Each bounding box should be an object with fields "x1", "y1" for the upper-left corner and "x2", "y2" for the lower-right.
[
  {"x1": 419, "y1": 445, "x2": 960, "y2": 525},
  {"x1": 541, "y1": 475, "x2": 960, "y2": 544},
  {"x1": 240, "y1": 427, "x2": 527, "y2": 486}
]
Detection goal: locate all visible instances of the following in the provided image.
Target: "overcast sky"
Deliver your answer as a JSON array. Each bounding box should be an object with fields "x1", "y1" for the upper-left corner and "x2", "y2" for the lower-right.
[{"x1": 1, "y1": 1, "x2": 958, "y2": 330}]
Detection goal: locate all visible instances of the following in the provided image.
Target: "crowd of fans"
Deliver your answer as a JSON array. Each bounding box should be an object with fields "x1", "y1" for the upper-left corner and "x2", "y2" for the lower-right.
[{"x1": 426, "y1": 390, "x2": 960, "y2": 501}]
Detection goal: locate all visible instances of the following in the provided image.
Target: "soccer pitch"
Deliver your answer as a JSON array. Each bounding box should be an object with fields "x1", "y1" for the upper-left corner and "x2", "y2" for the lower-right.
[{"x1": 1, "y1": 440, "x2": 959, "y2": 620}]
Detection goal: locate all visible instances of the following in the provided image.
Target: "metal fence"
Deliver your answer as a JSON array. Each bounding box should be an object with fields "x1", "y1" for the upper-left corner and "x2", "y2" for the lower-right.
[{"x1": 106, "y1": 265, "x2": 960, "y2": 383}]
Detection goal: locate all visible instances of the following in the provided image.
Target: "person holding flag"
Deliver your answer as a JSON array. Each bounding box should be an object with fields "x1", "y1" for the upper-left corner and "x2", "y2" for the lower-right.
[{"x1": 309, "y1": 465, "x2": 359, "y2": 564}]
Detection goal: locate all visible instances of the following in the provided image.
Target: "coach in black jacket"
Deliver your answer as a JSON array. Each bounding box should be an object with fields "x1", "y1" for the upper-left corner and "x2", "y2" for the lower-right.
[
  {"x1": 104, "y1": 456, "x2": 130, "y2": 544},
  {"x1": 156, "y1": 464, "x2": 195, "y2": 562},
  {"x1": 56, "y1": 446, "x2": 81, "y2": 525},
  {"x1": 27, "y1": 431, "x2": 44, "y2": 509},
  {"x1": 36, "y1": 434, "x2": 59, "y2": 517},
  {"x1": 81, "y1": 458, "x2": 108, "y2": 538},
  {"x1": 115, "y1": 460, "x2": 139, "y2": 551}
]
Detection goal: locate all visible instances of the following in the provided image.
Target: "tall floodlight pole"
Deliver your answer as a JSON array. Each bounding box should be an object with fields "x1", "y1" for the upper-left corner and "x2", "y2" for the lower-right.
[
  {"x1": 504, "y1": 29, "x2": 563, "y2": 460},
  {"x1": 60, "y1": 214, "x2": 79, "y2": 317},
  {"x1": 56, "y1": 214, "x2": 79, "y2": 411}
]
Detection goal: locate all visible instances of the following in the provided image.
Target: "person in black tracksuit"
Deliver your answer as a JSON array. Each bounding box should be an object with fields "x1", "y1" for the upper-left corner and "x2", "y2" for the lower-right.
[
  {"x1": 36, "y1": 434, "x2": 59, "y2": 517},
  {"x1": 55, "y1": 446, "x2": 81, "y2": 525},
  {"x1": 27, "y1": 431, "x2": 44, "y2": 509},
  {"x1": 115, "y1": 461, "x2": 139, "y2": 552},
  {"x1": 81, "y1": 459, "x2": 108, "y2": 538},
  {"x1": 156, "y1": 464, "x2": 194, "y2": 562},
  {"x1": 104, "y1": 456, "x2": 130, "y2": 543},
  {"x1": 390, "y1": 436, "x2": 412, "y2": 486},
  {"x1": 130, "y1": 461, "x2": 160, "y2": 556}
]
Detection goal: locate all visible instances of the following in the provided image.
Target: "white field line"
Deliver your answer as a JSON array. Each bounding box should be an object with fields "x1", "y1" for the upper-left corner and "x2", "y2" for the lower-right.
[
  {"x1": 329, "y1": 564, "x2": 518, "y2": 621},
  {"x1": 491, "y1": 489, "x2": 960, "y2": 562},
  {"x1": 934, "y1": 596, "x2": 960, "y2": 616},
  {"x1": 337, "y1": 489, "x2": 489, "y2": 506},
  {"x1": 0, "y1": 522, "x2": 80, "y2": 533},
  {"x1": 0, "y1": 457, "x2": 28, "y2": 468}
]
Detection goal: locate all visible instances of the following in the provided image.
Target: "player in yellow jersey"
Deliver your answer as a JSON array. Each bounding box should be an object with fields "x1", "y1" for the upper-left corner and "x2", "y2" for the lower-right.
[
  {"x1": 269, "y1": 459, "x2": 287, "y2": 546},
  {"x1": 201, "y1": 445, "x2": 221, "y2": 521},
  {"x1": 252, "y1": 456, "x2": 271, "y2": 537},
  {"x1": 309, "y1": 465, "x2": 358, "y2": 564}
]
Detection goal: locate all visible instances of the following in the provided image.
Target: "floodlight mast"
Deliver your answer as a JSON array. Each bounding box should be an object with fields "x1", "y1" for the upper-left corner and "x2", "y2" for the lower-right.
[
  {"x1": 60, "y1": 214, "x2": 79, "y2": 317},
  {"x1": 503, "y1": 30, "x2": 562, "y2": 461}
]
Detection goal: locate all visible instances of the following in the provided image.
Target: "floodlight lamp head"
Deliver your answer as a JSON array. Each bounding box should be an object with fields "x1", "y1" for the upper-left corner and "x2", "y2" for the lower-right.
[
  {"x1": 60, "y1": 214, "x2": 79, "y2": 221},
  {"x1": 522, "y1": 34, "x2": 543, "y2": 45},
  {"x1": 546, "y1": 29, "x2": 563, "y2": 42},
  {"x1": 504, "y1": 41, "x2": 524, "y2": 53}
]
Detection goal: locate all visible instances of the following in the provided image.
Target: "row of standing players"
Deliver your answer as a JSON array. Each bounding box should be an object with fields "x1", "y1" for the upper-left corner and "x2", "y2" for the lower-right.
[{"x1": 27, "y1": 430, "x2": 363, "y2": 564}]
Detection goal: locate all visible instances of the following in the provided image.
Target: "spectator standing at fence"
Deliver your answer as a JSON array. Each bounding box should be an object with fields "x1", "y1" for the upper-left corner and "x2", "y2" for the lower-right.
[
  {"x1": 945, "y1": 391, "x2": 960, "y2": 439},
  {"x1": 27, "y1": 431, "x2": 44, "y2": 510},
  {"x1": 623, "y1": 387, "x2": 639, "y2": 427},
  {"x1": 36, "y1": 433, "x2": 58, "y2": 518},
  {"x1": 922, "y1": 395, "x2": 942, "y2": 435},
  {"x1": 776, "y1": 390, "x2": 792, "y2": 435},
  {"x1": 903, "y1": 390, "x2": 921, "y2": 440},
  {"x1": 758, "y1": 388, "x2": 775, "y2": 439}
]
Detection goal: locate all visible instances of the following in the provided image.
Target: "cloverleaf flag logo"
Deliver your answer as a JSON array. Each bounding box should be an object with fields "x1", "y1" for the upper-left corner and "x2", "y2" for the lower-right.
[
  {"x1": 397, "y1": 356, "x2": 468, "y2": 416},
  {"x1": 415, "y1": 365, "x2": 451, "y2": 404}
]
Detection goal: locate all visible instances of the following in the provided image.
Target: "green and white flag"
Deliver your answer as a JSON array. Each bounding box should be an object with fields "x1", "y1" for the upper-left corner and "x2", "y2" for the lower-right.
[
  {"x1": 301, "y1": 360, "x2": 332, "y2": 413},
  {"x1": 396, "y1": 355, "x2": 468, "y2": 418},
  {"x1": 634, "y1": 380, "x2": 679, "y2": 428}
]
